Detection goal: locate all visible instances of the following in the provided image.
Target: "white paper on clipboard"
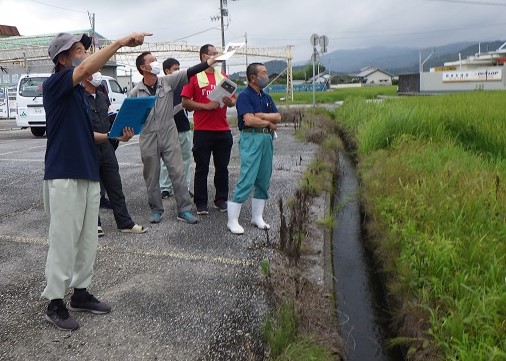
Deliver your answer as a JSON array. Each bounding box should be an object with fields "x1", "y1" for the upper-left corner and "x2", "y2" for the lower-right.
[
  {"x1": 208, "y1": 78, "x2": 237, "y2": 108},
  {"x1": 215, "y1": 42, "x2": 245, "y2": 61}
]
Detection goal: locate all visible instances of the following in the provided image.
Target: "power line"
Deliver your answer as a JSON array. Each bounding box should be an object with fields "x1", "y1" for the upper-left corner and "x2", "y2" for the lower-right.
[{"x1": 28, "y1": 0, "x2": 87, "y2": 14}]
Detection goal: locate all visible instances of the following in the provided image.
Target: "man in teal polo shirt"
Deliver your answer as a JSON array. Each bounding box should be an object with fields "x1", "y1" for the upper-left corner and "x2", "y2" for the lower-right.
[{"x1": 227, "y1": 63, "x2": 281, "y2": 234}]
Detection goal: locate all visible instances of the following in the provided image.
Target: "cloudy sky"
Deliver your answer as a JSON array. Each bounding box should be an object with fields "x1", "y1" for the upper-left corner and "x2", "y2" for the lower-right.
[{"x1": 1, "y1": 0, "x2": 505, "y2": 73}]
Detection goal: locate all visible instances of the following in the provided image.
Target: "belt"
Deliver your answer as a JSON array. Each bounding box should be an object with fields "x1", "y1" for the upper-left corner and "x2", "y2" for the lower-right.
[{"x1": 241, "y1": 127, "x2": 272, "y2": 134}]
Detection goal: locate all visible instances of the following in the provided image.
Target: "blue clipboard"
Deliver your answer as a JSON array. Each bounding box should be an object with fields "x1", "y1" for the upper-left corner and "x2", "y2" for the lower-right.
[{"x1": 107, "y1": 96, "x2": 156, "y2": 138}]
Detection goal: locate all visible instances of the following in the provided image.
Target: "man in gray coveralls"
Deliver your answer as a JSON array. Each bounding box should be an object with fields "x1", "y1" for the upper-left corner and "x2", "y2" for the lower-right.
[{"x1": 130, "y1": 51, "x2": 219, "y2": 224}]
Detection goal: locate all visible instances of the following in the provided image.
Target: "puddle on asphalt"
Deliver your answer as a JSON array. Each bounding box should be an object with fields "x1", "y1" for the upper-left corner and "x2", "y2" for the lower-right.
[{"x1": 332, "y1": 152, "x2": 404, "y2": 361}]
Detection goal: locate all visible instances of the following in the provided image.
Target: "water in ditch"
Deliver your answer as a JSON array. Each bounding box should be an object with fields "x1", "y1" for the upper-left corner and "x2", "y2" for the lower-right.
[{"x1": 332, "y1": 152, "x2": 404, "y2": 361}]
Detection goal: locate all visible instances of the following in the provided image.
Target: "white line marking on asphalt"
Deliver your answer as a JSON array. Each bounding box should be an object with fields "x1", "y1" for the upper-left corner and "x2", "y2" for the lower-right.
[
  {"x1": 0, "y1": 145, "x2": 46, "y2": 156},
  {"x1": 0, "y1": 158, "x2": 43, "y2": 162},
  {"x1": 0, "y1": 235, "x2": 254, "y2": 267}
]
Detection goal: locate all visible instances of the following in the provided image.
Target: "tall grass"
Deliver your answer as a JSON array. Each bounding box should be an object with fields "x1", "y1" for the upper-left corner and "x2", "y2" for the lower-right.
[
  {"x1": 337, "y1": 92, "x2": 506, "y2": 159},
  {"x1": 334, "y1": 91, "x2": 506, "y2": 360},
  {"x1": 268, "y1": 85, "x2": 397, "y2": 104}
]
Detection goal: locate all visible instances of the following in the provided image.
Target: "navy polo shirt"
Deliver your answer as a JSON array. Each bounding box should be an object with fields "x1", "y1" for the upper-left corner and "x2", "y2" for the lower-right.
[
  {"x1": 173, "y1": 84, "x2": 190, "y2": 133},
  {"x1": 236, "y1": 85, "x2": 278, "y2": 131},
  {"x1": 43, "y1": 68, "x2": 99, "y2": 181}
]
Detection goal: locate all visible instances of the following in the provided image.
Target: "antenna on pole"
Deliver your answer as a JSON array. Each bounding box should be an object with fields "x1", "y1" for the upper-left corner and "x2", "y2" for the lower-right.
[{"x1": 419, "y1": 48, "x2": 435, "y2": 73}]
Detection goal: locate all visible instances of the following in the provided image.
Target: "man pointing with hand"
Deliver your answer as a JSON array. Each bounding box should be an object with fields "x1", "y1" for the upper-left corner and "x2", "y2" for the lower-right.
[{"x1": 42, "y1": 31, "x2": 151, "y2": 331}]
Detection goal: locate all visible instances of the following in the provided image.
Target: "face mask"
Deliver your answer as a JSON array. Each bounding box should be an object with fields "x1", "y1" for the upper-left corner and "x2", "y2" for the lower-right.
[
  {"x1": 256, "y1": 76, "x2": 269, "y2": 89},
  {"x1": 71, "y1": 56, "x2": 85, "y2": 67},
  {"x1": 148, "y1": 61, "x2": 161, "y2": 75},
  {"x1": 90, "y1": 72, "x2": 102, "y2": 87}
]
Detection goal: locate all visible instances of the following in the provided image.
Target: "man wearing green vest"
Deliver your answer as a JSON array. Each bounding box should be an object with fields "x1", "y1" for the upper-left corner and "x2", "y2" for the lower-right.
[{"x1": 181, "y1": 44, "x2": 236, "y2": 216}]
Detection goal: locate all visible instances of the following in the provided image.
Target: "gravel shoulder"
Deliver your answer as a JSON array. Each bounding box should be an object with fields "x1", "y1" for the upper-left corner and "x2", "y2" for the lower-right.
[{"x1": 0, "y1": 125, "x2": 318, "y2": 360}]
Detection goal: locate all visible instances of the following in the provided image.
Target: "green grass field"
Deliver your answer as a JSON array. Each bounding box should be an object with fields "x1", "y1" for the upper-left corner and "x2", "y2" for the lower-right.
[
  {"x1": 268, "y1": 85, "x2": 397, "y2": 104},
  {"x1": 332, "y1": 91, "x2": 506, "y2": 360}
]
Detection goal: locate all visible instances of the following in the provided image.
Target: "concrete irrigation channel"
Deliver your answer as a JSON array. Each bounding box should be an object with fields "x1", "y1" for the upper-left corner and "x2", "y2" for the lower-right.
[{"x1": 332, "y1": 151, "x2": 405, "y2": 361}]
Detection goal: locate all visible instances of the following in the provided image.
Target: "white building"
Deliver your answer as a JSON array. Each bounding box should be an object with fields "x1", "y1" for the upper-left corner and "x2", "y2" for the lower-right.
[
  {"x1": 417, "y1": 41, "x2": 506, "y2": 93},
  {"x1": 356, "y1": 66, "x2": 393, "y2": 85}
]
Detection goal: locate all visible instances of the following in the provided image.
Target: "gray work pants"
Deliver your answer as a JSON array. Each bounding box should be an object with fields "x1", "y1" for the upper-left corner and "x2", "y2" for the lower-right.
[{"x1": 139, "y1": 124, "x2": 192, "y2": 214}]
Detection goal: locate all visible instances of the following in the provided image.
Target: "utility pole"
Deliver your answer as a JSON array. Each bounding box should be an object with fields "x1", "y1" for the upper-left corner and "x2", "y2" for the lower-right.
[
  {"x1": 88, "y1": 12, "x2": 96, "y2": 53},
  {"x1": 219, "y1": 0, "x2": 226, "y2": 72},
  {"x1": 245, "y1": 32, "x2": 248, "y2": 67},
  {"x1": 211, "y1": 0, "x2": 237, "y2": 73}
]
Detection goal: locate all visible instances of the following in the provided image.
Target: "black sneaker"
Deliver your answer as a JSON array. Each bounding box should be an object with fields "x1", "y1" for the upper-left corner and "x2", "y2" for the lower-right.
[
  {"x1": 69, "y1": 289, "x2": 111, "y2": 314},
  {"x1": 45, "y1": 299, "x2": 79, "y2": 331},
  {"x1": 161, "y1": 190, "x2": 173, "y2": 199},
  {"x1": 213, "y1": 199, "x2": 227, "y2": 212},
  {"x1": 100, "y1": 195, "x2": 113, "y2": 209},
  {"x1": 196, "y1": 205, "x2": 209, "y2": 215}
]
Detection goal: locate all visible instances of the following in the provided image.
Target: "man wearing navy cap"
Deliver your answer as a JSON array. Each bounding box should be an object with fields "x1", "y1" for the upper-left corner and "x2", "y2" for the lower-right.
[{"x1": 42, "y1": 31, "x2": 150, "y2": 331}]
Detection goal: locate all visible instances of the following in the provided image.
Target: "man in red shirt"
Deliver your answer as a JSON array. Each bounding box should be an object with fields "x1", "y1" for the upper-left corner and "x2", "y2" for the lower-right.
[{"x1": 181, "y1": 44, "x2": 236, "y2": 215}]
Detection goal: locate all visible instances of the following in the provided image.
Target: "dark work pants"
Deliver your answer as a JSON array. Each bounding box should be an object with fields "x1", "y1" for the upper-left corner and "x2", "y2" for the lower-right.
[
  {"x1": 96, "y1": 142, "x2": 134, "y2": 229},
  {"x1": 192, "y1": 130, "x2": 233, "y2": 208}
]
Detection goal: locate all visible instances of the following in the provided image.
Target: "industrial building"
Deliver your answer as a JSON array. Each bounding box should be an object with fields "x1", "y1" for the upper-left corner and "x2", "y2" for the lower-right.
[
  {"x1": 0, "y1": 26, "x2": 122, "y2": 118},
  {"x1": 398, "y1": 41, "x2": 506, "y2": 94}
]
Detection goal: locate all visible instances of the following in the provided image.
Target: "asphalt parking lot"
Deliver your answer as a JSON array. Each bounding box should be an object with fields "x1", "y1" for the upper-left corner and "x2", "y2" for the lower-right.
[{"x1": 0, "y1": 122, "x2": 317, "y2": 360}]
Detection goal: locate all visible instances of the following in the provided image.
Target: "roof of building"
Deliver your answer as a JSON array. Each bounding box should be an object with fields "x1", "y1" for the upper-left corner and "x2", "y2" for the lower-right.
[
  {"x1": 0, "y1": 25, "x2": 20, "y2": 37},
  {"x1": 0, "y1": 29, "x2": 107, "y2": 50},
  {"x1": 356, "y1": 66, "x2": 394, "y2": 78}
]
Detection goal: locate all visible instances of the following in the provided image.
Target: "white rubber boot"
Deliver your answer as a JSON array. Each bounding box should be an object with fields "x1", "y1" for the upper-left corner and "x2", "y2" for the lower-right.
[
  {"x1": 227, "y1": 201, "x2": 244, "y2": 234},
  {"x1": 251, "y1": 198, "x2": 271, "y2": 230}
]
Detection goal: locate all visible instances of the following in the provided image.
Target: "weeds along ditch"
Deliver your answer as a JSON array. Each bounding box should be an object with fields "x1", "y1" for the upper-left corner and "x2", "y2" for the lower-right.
[
  {"x1": 261, "y1": 108, "x2": 344, "y2": 361},
  {"x1": 263, "y1": 107, "x2": 404, "y2": 361},
  {"x1": 293, "y1": 107, "x2": 404, "y2": 361},
  {"x1": 334, "y1": 92, "x2": 506, "y2": 360}
]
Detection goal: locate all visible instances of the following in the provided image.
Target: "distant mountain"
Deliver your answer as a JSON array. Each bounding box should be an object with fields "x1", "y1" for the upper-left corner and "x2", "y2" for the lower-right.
[
  {"x1": 230, "y1": 40, "x2": 506, "y2": 79},
  {"x1": 316, "y1": 41, "x2": 506, "y2": 75},
  {"x1": 229, "y1": 60, "x2": 290, "y2": 81},
  {"x1": 390, "y1": 40, "x2": 506, "y2": 74}
]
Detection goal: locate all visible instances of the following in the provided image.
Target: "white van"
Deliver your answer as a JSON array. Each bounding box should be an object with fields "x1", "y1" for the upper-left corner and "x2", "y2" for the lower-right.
[
  {"x1": 101, "y1": 75, "x2": 127, "y2": 112},
  {"x1": 16, "y1": 73, "x2": 47, "y2": 136},
  {"x1": 16, "y1": 73, "x2": 127, "y2": 137}
]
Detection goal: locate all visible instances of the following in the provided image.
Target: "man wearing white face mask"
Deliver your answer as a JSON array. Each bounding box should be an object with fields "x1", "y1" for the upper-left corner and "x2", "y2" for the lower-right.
[
  {"x1": 83, "y1": 72, "x2": 148, "y2": 237},
  {"x1": 181, "y1": 44, "x2": 236, "y2": 216},
  {"x1": 130, "y1": 51, "x2": 219, "y2": 224},
  {"x1": 42, "y1": 31, "x2": 150, "y2": 331},
  {"x1": 227, "y1": 63, "x2": 281, "y2": 235}
]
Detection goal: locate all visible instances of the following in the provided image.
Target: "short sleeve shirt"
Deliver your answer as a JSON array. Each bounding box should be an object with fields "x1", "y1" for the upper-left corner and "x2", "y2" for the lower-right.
[
  {"x1": 236, "y1": 85, "x2": 278, "y2": 130},
  {"x1": 86, "y1": 89, "x2": 110, "y2": 133},
  {"x1": 180, "y1": 72, "x2": 230, "y2": 131},
  {"x1": 43, "y1": 68, "x2": 99, "y2": 181}
]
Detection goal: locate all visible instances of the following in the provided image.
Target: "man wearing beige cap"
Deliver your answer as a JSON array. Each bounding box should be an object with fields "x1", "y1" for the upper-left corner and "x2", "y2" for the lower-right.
[{"x1": 42, "y1": 31, "x2": 150, "y2": 331}]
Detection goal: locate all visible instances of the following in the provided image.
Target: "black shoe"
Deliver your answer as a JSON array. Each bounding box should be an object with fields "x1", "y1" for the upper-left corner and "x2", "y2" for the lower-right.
[
  {"x1": 45, "y1": 299, "x2": 79, "y2": 331},
  {"x1": 100, "y1": 195, "x2": 113, "y2": 209},
  {"x1": 69, "y1": 289, "x2": 111, "y2": 314},
  {"x1": 213, "y1": 199, "x2": 227, "y2": 212},
  {"x1": 161, "y1": 190, "x2": 173, "y2": 199},
  {"x1": 196, "y1": 205, "x2": 209, "y2": 215},
  {"x1": 189, "y1": 190, "x2": 194, "y2": 198}
]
